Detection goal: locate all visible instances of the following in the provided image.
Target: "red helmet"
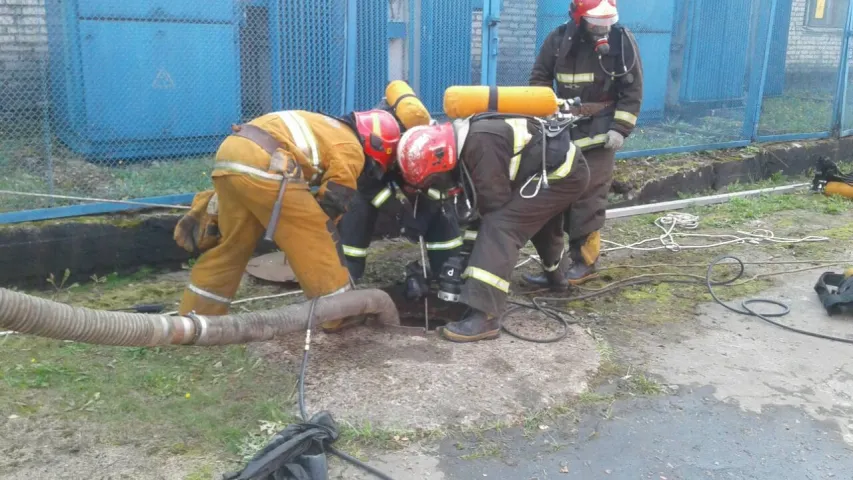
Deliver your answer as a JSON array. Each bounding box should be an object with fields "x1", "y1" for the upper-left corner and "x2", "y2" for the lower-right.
[
  {"x1": 352, "y1": 110, "x2": 402, "y2": 172},
  {"x1": 570, "y1": 0, "x2": 618, "y2": 26},
  {"x1": 396, "y1": 123, "x2": 457, "y2": 189}
]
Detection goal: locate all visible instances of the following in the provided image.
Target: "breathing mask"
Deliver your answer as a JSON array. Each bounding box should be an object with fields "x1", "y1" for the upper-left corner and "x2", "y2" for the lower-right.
[{"x1": 582, "y1": 17, "x2": 613, "y2": 55}]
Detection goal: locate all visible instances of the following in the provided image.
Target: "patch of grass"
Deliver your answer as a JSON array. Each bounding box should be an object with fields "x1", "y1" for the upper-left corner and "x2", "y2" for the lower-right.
[
  {"x1": 627, "y1": 373, "x2": 663, "y2": 396},
  {"x1": 27, "y1": 267, "x2": 186, "y2": 310},
  {"x1": 459, "y1": 442, "x2": 504, "y2": 461},
  {"x1": 0, "y1": 136, "x2": 212, "y2": 213},
  {"x1": 0, "y1": 337, "x2": 298, "y2": 457},
  {"x1": 183, "y1": 465, "x2": 216, "y2": 480},
  {"x1": 687, "y1": 191, "x2": 852, "y2": 228},
  {"x1": 758, "y1": 92, "x2": 834, "y2": 136},
  {"x1": 577, "y1": 391, "x2": 615, "y2": 405}
]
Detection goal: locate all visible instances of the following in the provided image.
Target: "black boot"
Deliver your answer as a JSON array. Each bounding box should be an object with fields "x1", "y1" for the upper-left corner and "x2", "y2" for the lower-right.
[
  {"x1": 565, "y1": 257, "x2": 598, "y2": 285},
  {"x1": 566, "y1": 232, "x2": 600, "y2": 285},
  {"x1": 521, "y1": 269, "x2": 569, "y2": 291},
  {"x1": 438, "y1": 309, "x2": 501, "y2": 343}
]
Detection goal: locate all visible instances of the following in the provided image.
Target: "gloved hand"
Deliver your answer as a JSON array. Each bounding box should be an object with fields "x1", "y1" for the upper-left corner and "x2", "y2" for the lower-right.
[
  {"x1": 604, "y1": 129, "x2": 625, "y2": 150},
  {"x1": 318, "y1": 181, "x2": 355, "y2": 222},
  {"x1": 174, "y1": 190, "x2": 221, "y2": 254},
  {"x1": 404, "y1": 260, "x2": 431, "y2": 301}
]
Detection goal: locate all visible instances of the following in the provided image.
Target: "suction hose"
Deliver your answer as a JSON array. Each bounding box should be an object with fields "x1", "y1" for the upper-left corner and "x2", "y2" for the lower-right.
[{"x1": 0, "y1": 288, "x2": 399, "y2": 347}]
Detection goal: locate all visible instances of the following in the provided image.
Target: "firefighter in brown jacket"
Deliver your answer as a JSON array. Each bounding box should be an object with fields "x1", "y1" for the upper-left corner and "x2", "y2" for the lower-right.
[
  {"x1": 525, "y1": 0, "x2": 643, "y2": 287},
  {"x1": 172, "y1": 109, "x2": 402, "y2": 331},
  {"x1": 395, "y1": 114, "x2": 590, "y2": 343}
]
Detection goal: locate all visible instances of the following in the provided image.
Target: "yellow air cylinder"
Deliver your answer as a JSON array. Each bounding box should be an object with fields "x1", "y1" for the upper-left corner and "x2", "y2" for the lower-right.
[
  {"x1": 386, "y1": 80, "x2": 432, "y2": 130},
  {"x1": 443, "y1": 85, "x2": 559, "y2": 119},
  {"x1": 824, "y1": 181, "x2": 853, "y2": 200}
]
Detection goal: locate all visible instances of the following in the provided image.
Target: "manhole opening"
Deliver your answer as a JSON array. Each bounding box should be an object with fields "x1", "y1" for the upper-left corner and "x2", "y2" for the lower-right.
[{"x1": 381, "y1": 284, "x2": 469, "y2": 331}]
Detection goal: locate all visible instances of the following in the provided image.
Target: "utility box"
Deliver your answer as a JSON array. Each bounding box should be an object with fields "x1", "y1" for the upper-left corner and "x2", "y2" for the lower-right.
[{"x1": 46, "y1": 0, "x2": 241, "y2": 162}]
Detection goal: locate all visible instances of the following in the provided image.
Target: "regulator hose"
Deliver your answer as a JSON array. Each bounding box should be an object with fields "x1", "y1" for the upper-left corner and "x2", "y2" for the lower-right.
[
  {"x1": 504, "y1": 255, "x2": 853, "y2": 345},
  {"x1": 294, "y1": 298, "x2": 397, "y2": 480},
  {"x1": 705, "y1": 256, "x2": 853, "y2": 345}
]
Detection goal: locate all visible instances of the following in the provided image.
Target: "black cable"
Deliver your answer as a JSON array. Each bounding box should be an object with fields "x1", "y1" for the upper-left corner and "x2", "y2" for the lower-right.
[
  {"x1": 501, "y1": 300, "x2": 575, "y2": 343},
  {"x1": 502, "y1": 273, "x2": 705, "y2": 343},
  {"x1": 504, "y1": 255, "x2": 853, "y2": 345},
  {"x1": 705, "y1": 255, "x2": 853, "y2": 345},
  {"x1": 327, "y1": 446, "x2": 395, "y2": 480},
  {"x1": 297, "y1": 298, "x2": 318, "y2": 422},
  {"x1": 296, "y1": 297, "x2": 397, "y2": 480}
]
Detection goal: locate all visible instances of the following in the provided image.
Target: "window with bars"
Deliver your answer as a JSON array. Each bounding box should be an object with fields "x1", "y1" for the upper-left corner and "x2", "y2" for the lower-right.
[{"x1": 805, "y1": 0, "x2": 850, "y2": 29}]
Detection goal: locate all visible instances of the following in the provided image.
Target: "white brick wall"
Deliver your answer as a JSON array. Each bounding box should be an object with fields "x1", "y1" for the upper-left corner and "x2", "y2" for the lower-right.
[
  {"x1": 0, "y1": 0, "x2": 47, "y2": 115},
  {"x1": 785, "y1": 0, "x2": 845, "y2": 73},
  {"x1": 470, "y1": 0, "x2": 539, "y2": 85}
]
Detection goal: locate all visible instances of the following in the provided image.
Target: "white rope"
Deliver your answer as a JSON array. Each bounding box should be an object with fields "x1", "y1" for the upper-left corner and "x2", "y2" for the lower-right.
[
  {"x1": 0, "y1": 190, "x2": 192, "y2": 210},
  {"x1": 601, "y1": 213, "x2": 829, "y2": 253},
  {"x1": 520, "y1": 212, "x2": 829, "y2": 268}
]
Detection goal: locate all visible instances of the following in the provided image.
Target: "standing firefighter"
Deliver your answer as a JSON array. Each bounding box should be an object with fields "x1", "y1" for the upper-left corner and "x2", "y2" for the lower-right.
[
  {"x1": 173, "y1": 109, "x2": 402, "y2": 331},
  {"x1": 338, "y1": 81, "x2": 464, "y2": 302},
  {"x1": 526, "y1": 0, "x2": 643, "y2": 287},
  {"x1": 395, "y1": 112, "x2": 591, "y2": 343}
]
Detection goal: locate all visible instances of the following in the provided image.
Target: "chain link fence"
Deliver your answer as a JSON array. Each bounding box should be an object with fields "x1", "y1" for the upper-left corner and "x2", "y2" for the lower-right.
[{"x1": 0, "y1": 0, "x2": 852, "y2": 219}]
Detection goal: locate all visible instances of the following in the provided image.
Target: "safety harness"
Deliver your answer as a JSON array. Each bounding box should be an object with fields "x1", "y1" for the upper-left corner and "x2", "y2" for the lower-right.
[
  {"x1": 454, "y1": 103, "x2": 600, "y2": 202},
  {"x1": 814, "y1": 271, "x2": 853, "y2": 316}
]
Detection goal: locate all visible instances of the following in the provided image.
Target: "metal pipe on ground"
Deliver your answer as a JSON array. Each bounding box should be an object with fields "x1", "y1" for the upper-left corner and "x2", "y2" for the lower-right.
[
  {"x1": 606, "y1": 183, "x2": 809, "y2": 219},
  {"x1": 0, "y1": 288, "x2": 399, "y2": 346}
]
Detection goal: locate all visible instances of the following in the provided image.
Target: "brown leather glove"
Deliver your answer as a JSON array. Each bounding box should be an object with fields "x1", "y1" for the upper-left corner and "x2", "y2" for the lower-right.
[{"x1": 174, "y1": 190, "x2": 221, "y2": 254}]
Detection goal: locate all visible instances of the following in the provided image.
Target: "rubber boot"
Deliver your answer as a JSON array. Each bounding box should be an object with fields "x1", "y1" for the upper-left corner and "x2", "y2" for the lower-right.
[
  {"x1": 521, "y1": 268, "x2": 569, "y2": 291},
  {"x1": 522, "y1": 232, "x2": 601, "y2": 287},
  {"x1": 565, "y1": 231, "x2": 600, "y2": 285},
  {"x1": 438, "y1": 309, "x2": 501, "y2": 343}
]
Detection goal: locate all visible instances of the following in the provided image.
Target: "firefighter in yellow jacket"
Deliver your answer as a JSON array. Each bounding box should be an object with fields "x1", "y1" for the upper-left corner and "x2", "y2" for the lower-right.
[{"x1": 173, "y1": 109, "x2": 402, "y2": 323}]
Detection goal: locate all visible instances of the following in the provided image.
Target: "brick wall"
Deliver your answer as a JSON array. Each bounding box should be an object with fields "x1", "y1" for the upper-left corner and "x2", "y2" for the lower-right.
[
  {"x1": 0, "y1": 0, "x2": 47, "y2": 119},
  {"x1": 785, "y1": 0, "x2": 846, "y2": 74},
  {"x1": 470, "y1": 0, "x2": 539, "y2": 85}
]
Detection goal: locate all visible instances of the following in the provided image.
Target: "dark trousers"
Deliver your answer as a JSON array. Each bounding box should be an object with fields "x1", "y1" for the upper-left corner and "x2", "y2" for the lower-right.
[
  {"x1": 460, "y1": 162, "x2": 591, "y2": 317},
  {"x1": 564, "y1": 146, "x2": 616, "y2": 242}
]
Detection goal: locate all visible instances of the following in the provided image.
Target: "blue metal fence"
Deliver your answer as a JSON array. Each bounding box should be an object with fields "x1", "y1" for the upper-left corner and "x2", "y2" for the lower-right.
[{"x1": 0, "y1": 0, "x2": 852, "y2": 223}]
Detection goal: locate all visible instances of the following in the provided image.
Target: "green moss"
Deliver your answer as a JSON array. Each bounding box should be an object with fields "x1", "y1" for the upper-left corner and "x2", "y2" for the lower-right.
[
  {"x1": 0, "y1": 213, "x2": 179, "y2": 232},
  {"x1": 818, "y1": 223, "x2": 853, "y2": 240},
  {"x1": 621, "y1": 282, "x2": 673, "y2": 302}
]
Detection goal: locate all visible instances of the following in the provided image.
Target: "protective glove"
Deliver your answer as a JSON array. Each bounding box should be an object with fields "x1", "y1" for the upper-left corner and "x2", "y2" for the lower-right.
[
  {"x1": 318, "y1": 181, "x2": 355, "y2": 223},
  {"x1": 604, "y1": 129, "x2": 625, "y2": 151},
  {"x1": 174, "y1": 190, "x2": 221, "y2": 254},
  {"x1": 404, "y1": 260, "x2": 431, "y2": 301}
]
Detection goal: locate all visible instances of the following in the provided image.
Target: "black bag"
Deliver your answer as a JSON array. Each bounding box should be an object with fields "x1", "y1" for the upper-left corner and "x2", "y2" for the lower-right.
[
  {"x1": 814, "y1": 272, "x2": 853, "y2": 316},
  {"x1": 223, "y1": 412, "x2": 339, "y2": 480}
]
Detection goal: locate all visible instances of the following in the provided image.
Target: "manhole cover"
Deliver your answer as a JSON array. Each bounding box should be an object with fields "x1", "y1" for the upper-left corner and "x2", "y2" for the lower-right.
[{"x1": 246, "y1": 252, "x2": 297, "y2": 284}]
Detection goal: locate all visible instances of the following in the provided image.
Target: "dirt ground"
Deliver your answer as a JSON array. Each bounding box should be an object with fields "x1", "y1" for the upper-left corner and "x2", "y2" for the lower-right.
[{"x1": 1, "y1": 188, "x2": 853, "y2": 479}]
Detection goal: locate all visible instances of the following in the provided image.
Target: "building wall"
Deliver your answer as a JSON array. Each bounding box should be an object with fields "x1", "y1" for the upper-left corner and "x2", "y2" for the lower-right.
[
  {"x1": 0, "y1": 0, "x2": 849, "y2": 121},
  {"x1": 471, "y1": 0, "x2": 539, "y2": 85},
  {"x1": 0, "y1": 0, "x2": 47, "y2": 120},
  {"x1": 785, "y1": 0, "x2": 846, "y2": 73}
]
